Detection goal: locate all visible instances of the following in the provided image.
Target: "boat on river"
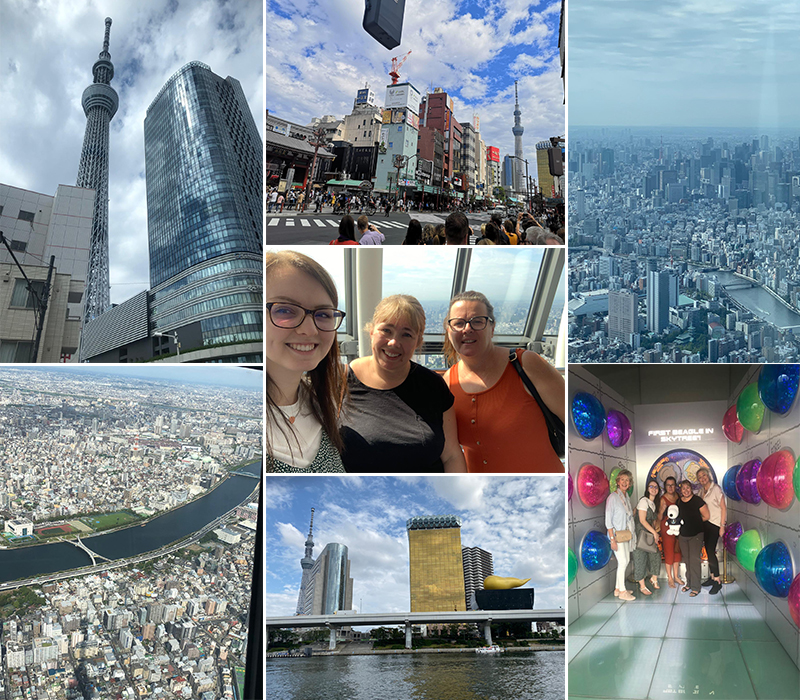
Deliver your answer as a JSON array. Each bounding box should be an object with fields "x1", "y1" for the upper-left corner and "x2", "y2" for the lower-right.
[{"x1": 476, "y1": 644, "x2": 503, "y2": 654}]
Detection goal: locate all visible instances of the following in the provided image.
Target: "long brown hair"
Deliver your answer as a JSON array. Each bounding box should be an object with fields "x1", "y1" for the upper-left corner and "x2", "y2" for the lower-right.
[
  {"x1": 266, "y1": 251, "x2": 346, "y2": 464},
  {"x1": 442, "y1": 291, "x2": 495, "y2": 367}
]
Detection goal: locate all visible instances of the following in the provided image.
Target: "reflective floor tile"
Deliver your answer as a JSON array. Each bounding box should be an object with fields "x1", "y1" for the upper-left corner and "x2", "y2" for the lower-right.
[
  {"x1": 596, "y1": 603, "x2": 673, "y2": 638},
  {"x1": 666, "y1": 604, "x2": 736, "y2": 641},
  {"x1": 568, "y1": 635, "x2": 592, "y2": 662},
  {"x1": 739, "y1": 640, "x2": 800, "y2": 700},
  {"x1": 569, "y1": 602, "x2": 623, "y2": 636},
  {"x1": 647, "y1": 639, "x2": 756, "y2": 700},
  {"x1": 726, "y1": 604, "x2": 779, "y2": 642},
  {"x1": 569, "y1": 636, "x2": 662, "y2": 699}
]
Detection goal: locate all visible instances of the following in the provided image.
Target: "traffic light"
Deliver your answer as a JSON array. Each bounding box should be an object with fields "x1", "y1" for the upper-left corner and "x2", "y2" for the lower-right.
[{"x1": 363, "y1": 0, "x2": 406, "y2": 50}]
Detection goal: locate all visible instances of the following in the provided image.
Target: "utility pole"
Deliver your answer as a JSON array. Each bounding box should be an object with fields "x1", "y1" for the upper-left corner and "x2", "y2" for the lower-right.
[{"x1": 301, "y1": 127, "x2": 328, "y2": 214}]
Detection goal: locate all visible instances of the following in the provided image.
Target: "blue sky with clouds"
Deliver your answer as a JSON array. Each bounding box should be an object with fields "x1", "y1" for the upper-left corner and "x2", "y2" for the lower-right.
[
  {"x1": 0, "y1": 0, "x2": 263, "y2": 305},
  {"x1": 266, "y1": 475, "x2": 566, "y2": 618},
  {"x1": 570, "y1": 0, "x2": 800, "y2": 128},
  {"x1": 267, "y1": 0, "x2": 564, "y2": 163}
]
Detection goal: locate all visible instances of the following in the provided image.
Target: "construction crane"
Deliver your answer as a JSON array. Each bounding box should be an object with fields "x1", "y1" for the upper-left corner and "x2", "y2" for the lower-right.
[{"x1": 389, "y1": 50, "x2": 411, "y2": 85}]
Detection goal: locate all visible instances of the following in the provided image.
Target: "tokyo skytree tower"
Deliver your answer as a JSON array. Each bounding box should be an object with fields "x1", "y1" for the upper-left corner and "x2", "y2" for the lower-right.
[
  {"x1": 512, "y1": 80, "x2": 525, "y2": 195},
  {"x1": 76, "y1": 17, "x2": 118, "y2": 323}
]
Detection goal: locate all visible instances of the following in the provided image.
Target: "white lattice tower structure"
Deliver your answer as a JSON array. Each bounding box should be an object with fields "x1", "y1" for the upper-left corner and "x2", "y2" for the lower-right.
[
  {"x1": 76, "y1": 17, "x2": 118, "y2": 326},
  {"x1": 512, "y1": 80, "x2": 525, "y2": 194}
]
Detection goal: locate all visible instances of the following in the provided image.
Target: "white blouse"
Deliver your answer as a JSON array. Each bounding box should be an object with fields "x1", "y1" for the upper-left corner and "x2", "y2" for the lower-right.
[{"x1": 267, "y1": 391, "x2": 323, "y2": 469}]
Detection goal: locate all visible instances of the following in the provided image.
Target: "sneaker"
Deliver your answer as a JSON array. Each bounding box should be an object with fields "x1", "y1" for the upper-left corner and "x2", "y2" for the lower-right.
[{"x1": 701, "y1": 577, "x2": 714, "y2": 587}]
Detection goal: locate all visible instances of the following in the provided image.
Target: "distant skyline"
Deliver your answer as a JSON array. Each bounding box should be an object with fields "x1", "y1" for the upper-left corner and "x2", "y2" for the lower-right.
[
  {"x1": 5, "y1": 365, "x2": 263, "y2": 392},
  {"x1": 266, "y1": 476, "x2": 566, "y2": 618},
  {"x1": 570, "y1": 0, "x2": 800, "y2": 128},
  {"x1": 0, "y1": 0, "x2": 263, "y2": 306},
  {"x1": 267, "y1": 0, "x2": 564, "y2": 166}
]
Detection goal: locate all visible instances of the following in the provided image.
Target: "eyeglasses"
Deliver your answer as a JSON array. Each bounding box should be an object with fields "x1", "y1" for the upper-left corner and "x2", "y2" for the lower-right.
[
  {"x1": 446, "y1": 316, "x2": 493, "y2": 331},
  {"x1": 267, "y1": 302, "x2": 346, "y2": 331}
]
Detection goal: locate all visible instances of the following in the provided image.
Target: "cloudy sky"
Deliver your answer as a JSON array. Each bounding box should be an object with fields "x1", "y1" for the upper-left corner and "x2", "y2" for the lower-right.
[
  {"x1": 0, "y1": 0, "x2": 263, "y2": 306},
  {"x1": 266, "y1": 475, "x2": 566, "y2": 618},
  {"x1": 267, "y1": 0, "x2": 565, "y2": 162},
  {"x1": 570, "y1": 0, "x2": 800, "y2": 128}
]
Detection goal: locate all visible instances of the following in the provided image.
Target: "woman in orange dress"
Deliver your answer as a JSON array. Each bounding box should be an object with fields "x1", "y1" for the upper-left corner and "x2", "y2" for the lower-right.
[
  {"x1": 442, "y1": 291, "x2": 564, "y2": 473},
  {"x1": 657, "y1": 475, "x2": 684, "y2": 588}
]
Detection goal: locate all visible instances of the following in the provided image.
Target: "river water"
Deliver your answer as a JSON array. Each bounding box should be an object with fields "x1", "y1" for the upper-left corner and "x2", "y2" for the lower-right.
[
  {"x1": 0, "y1": 461, "x2": 261, "y2": 584},
  {"x1": 265, "y1": 651, "x2": 565, "y2": 700},
  {"x1": 713, "y1": 270, "x2": 800, "y2": 328}
]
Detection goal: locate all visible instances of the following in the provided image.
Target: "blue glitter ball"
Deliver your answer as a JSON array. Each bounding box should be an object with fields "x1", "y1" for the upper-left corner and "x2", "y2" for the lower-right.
[
  {"x1": 572, "y1": 392, "x2": 606, "y2": 440},
  {"x1": 580, "y1": 530, "x2": 612, "y2": 572},
  {"x1": 755, "y1": 541, "x2": 794, "y2": 598},
  {"x1": 722, "y1": 464, "x2": 742, "y2": 501},
  {"x1": 758, "y1": 364, "x2": 800, "y2": 415}
]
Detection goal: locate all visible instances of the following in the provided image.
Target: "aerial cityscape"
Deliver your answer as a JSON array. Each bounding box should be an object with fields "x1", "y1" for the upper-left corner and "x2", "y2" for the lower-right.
[
  {"x1": 0, "y1": 366, "x2": 262, "y2": 699},
  {"x1": 568, "y1": 128, "x2": 800, "y2": 363}
]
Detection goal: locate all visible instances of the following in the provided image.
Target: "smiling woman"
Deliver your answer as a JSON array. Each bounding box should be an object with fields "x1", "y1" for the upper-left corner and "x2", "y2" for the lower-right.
[
  {"x1": 340, "y1": 295, "x2": 467, "y2": 474},
  {"x1": 266, "y1": 251, "x2": 346, "y2": 473}
]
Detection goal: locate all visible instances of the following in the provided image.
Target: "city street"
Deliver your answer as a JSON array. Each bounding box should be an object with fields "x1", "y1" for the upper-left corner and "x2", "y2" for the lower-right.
[{"x1": 266, "y1": 209, "x2": 446, "y2": 245}]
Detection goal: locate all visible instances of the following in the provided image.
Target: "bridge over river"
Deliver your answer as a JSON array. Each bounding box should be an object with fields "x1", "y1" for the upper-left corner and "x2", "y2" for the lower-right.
[{"x1": 266, "y1": 609, "x2": 565, "y2": 650}]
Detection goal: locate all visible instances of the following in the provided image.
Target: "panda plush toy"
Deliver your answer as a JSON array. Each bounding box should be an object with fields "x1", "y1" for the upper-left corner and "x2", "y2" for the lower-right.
[{"x1": 666, "y1": 504, "x2": 682, "y2": 536}]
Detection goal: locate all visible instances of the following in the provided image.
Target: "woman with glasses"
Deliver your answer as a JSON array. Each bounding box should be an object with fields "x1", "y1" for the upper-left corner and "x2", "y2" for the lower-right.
[
  {"x1": 441, "y1": 291, "x2": 564, "y2": 473},
  {"x1": 266, "y1": 251, "x2": 347, "y2": 473},
  {"x1": 339, "y1": 294, "x2": 467, "y2": 473}
]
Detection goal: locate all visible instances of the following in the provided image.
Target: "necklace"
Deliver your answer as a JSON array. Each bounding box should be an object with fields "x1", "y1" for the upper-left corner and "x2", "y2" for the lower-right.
[{"x1": 277, "y1": 390, "x2": 304, "y2": 425}]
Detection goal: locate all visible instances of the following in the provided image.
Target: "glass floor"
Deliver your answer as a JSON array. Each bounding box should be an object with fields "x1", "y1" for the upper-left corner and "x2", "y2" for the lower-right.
[{"x1": 568, "y1": 579, "x2": 800, "y2": 700}]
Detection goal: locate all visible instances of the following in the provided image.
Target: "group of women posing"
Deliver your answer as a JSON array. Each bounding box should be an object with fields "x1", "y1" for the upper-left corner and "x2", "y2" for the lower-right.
[
  {"x1": 606, "y1": 467, "x2": 726, "y2": 600},
  {"x1": 266, "y1": 250, "x2": 565, "y2": 474}
]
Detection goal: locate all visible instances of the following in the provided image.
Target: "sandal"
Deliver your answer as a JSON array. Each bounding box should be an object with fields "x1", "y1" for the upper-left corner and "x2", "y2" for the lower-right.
[
  {"x1": 639, "y1": 585, "x2": 652, "y2": 595},
  {"x1": 689, "y1": 591, "x2": 700, "y2": 597},
  {"x1": 681, "y1": 586, "x2": 691, "y2": 592},
  {"x1": 651, "y1": 578, "x2": 660, "y2": 590}
]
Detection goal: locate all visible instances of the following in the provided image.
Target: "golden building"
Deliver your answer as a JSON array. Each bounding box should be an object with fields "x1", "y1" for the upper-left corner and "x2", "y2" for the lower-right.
[{"x1": 407, "y1": 515, "x2": 466, "y2": 612}]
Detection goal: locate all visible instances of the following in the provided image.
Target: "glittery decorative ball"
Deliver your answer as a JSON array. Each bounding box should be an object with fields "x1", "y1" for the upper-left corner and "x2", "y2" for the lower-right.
[
  {"x1": 755, "y1": 541, "x2": 794, "y2": 598},
  {"x1": 723, "y1": 522, "x2": 743, "y2": 555},
  {"x1": 722, "y1": 464, "x2": 742, "y2": 502},
  {"x1": 572, "y1": 392, "x2": 606, "y2": 440},
  {"x1": 736, "y1": 382, "x2": 765, "y2": 434},
  {"x1": 735, "y1": 459, "x2": 762, "y2": 505},
  {"x1": 736, "y1": 529, "x2": 763, "y2": 573},
  {"x1": 722, "y1": 404, "x2": 744, "y2": 443},
  {"x1": 756, "y1": 450, "x2": 796, "y2": 510},
  {"x1": 580, "y1": 530, "x2": 612, "y2": 572},
  {"x1": 606, "y1": 410, "x2": 632, "y2": 448},
  {"x1": 758, "y1": 364, "x2": 799, "y2": 415},
  {"x1": 577, "y1": 464, "x2": 610, "y2": 508}
]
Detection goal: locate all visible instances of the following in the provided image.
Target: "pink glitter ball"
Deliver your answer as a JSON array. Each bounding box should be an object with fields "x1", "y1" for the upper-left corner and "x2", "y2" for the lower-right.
[
  {"x1": 722, "y1": 404, "x2": 744, "y2": 443},
  {"x1": 789, "y1": 574, "x2": 800, "y2": 628},
  {"x1": 577, "y1": 464, "x2": 610, "y2": 508},
  {"x1": 756, "y1": 450, "x2": 796, "y2": 510}
]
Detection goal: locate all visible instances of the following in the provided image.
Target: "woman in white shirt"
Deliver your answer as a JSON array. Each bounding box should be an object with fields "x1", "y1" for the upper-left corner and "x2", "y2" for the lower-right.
[
  {"x1": 698, "y1": 467, "x2": 726, "y2": 594},
  {"x1": 606, "y1": 469, "x2": 637, "y2": 601},
  {"x1": 266, "y1": 251, "x2": 346, "y2": 473}
]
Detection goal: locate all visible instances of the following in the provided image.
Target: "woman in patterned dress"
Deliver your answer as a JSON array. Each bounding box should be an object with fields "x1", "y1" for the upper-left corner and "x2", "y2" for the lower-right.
[{"x1": 266, "y1": 251, "x2": 346, "y2": 473}]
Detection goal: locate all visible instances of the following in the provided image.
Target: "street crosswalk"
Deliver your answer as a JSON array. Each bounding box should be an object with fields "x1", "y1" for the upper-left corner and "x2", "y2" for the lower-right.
[{"x1": 266, "y1": 218, "x2": 412, "y2": 229}]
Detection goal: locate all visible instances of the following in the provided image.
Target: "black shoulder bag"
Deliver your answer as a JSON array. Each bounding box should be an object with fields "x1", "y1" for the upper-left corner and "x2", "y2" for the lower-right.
[{"x1": 509, "y1": 350, "x2": 565, "y2": 458}]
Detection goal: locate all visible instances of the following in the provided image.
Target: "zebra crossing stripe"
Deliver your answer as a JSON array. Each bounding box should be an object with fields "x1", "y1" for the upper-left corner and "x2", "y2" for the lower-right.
[
  {"x1": 300, "y1": 219, "x2": 310, "y2": 227},
  {"x1": 286, "y1": 220, "x2": 295, "y2": 226},
  {"x1": 313, "y1": 220, "x2": 327, "y2": 227},
  {"x1": 268, "y1": 218, "x2": 279, "y2": 226}
]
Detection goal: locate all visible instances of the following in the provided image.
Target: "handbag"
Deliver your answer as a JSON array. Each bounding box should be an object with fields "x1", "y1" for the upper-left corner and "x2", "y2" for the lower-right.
[
  {"x1": 509, "y1": 350, "x2": 565, "y2": 457},
  {"x1": 637, "y1": 529, "x2": 658, "y2": 553},
  {"x1": 614, "y1": 529, "x2": 632, "y2": 543}
]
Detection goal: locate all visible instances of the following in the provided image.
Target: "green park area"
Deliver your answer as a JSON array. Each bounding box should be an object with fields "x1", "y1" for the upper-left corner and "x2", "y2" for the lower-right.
[
  {"x1": 79, "y1": 510, "x2": 140, "y2": 532},
  {"x1": 0, "y1": 587, "x2": 45, "y2": 619}
]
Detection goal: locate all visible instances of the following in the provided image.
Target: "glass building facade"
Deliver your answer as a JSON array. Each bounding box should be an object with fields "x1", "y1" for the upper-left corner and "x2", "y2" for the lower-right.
[
  {"x1": 407, "y1": 515, "x2": 467, "y2": 612},
  {"x1": 301, "y1": 543, "x2": 354, "y2": 616},
  {"x1": 144, "y1": 62, "x2": 262, "y2": 349}
]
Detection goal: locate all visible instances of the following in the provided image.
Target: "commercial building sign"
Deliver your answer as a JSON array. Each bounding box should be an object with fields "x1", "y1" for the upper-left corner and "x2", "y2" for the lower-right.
[
  {"x1": 487, "y1": 146, "x2": 500, "y2": 163},
  {"x1": 385, "y1": 84, "x2": 421, "y2": 115},
  {"x1": 356, "y1": 88, "x2": 371, "y2": 105},
  {"x1": 392, "y1": 109, "x2": 405, "y2": 124},
  {"x1": 382, "y1": 110, "x2": 392, "y2": 124},
  {"x1": 406, "y1": 112, "x2": 419, "y2": 130},
  {"x1": 415, "y1": 158, "x2": 433, "y2": 183}
]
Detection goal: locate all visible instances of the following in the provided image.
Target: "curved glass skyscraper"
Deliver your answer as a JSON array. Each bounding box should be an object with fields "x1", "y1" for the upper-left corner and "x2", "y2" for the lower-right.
[{"x1": 144, "y1": 62, "x2": 262, "y2": 350}]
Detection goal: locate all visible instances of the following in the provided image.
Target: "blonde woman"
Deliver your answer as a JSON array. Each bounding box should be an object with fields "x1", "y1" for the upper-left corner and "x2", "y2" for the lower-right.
[
  {"x1": 606, "y1": 469, "x2": 636, "y2": 601},
  {"x1": 340, "y1": 295, "x2": 467, "y2": 474}
]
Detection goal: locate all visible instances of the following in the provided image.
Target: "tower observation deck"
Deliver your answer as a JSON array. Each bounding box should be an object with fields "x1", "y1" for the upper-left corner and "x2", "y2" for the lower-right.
[{"x1": 76, "y1": 17, "x2": 118, "y2": 328}]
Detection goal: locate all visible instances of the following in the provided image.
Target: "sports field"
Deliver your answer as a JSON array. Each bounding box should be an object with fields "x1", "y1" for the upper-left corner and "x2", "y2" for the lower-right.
[
  {"x1": 80, "y1": 511, "x2": 139, "y2": 531},
  {"x1": 35, "y1": 523, "x2": 74, "y2": 537}
]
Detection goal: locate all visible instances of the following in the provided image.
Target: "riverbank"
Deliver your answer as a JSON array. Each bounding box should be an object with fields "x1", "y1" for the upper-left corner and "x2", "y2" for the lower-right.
[{"x1": 268, "y1": 644, "x2": 565, "y2": 658}]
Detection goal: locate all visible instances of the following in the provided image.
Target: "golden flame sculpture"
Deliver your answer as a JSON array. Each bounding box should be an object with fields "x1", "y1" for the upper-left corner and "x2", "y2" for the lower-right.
[{"x1": 483, "y1": 575, "x2": 531, "y2": 590}]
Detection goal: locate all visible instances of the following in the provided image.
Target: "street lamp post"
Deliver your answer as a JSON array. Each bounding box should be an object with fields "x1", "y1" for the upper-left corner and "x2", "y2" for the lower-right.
[
  {"x1": 153, "y1": 331, "x2": 180, "y2": 359},
  {"x1": 301, "y1": 126, "x2": 328, "y2": 214}
]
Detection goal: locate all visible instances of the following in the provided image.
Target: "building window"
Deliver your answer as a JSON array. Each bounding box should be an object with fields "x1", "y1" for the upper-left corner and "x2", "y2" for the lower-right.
[
  {"x1": 0, "y1": 340, "x2": 33, "y2": 362},
  {"x1": 9, "y1": 240, "x2": 26, "y2": 252},
  {"x1": 17, "y1": 210, "x2": 35, "y2": 223},
  {"x1": 9, "y1": 279, "x2": 44, "y2": 309}
]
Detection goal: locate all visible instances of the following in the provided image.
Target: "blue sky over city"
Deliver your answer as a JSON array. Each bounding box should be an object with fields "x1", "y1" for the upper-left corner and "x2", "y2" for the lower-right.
[
  {"x1": 570, "y1": 0, "x2": 800, "y2": 128},
  {"x1": 267, "y1": 0, "x2": 564, "y2": 163},
  {"x1": 0, "y1": 0, "x2": 263, "y2": 305},
  {"x1": 265, "y1": 475, "x2": 566, "y2": 618}
]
